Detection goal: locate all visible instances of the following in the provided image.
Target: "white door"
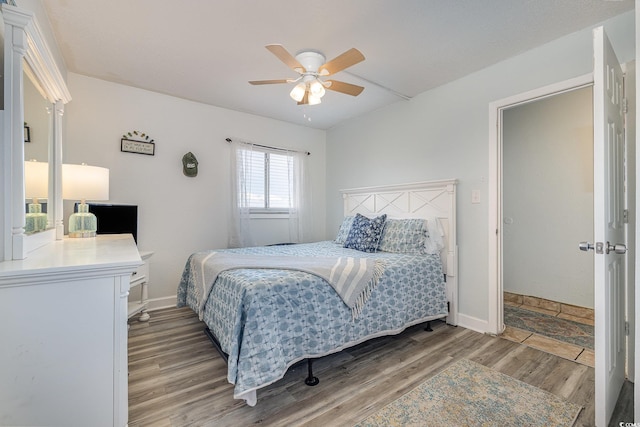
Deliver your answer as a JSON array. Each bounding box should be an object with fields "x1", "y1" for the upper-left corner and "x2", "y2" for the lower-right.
[{"x1": 592, "y1": 26, "x2": 626, "y2": 427}]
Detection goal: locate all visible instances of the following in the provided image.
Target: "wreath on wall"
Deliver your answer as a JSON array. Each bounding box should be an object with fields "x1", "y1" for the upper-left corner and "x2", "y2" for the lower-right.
[{"x1": 122, "y1": 130, "x2": 154, "y2": 143}]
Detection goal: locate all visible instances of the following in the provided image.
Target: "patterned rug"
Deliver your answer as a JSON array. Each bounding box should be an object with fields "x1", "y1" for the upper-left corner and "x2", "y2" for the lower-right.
[
  {"x1": 504, "y1": 305, "x2": 594, "y2": 350},
  {"x1": 354, "y1": 359, "x2": 582, "y2": 427}
]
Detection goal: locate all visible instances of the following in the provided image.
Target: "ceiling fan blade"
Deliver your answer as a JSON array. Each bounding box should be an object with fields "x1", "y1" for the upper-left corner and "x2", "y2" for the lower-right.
[
  {"x1": 297, "y1": 91, "x2": 309, "y2": 105},
  {"x1": 266, "y1": 44, "x2": 306, "y2": 73},
  {"x1": 249, "y1": 79, "x2": 291, "y2": 85},
  {"x1": 318, "y1": 48, "x2": 365, "y2": 76},
  {"x1": 325, "y1": 80, "x2": 365, "y2": 96}
]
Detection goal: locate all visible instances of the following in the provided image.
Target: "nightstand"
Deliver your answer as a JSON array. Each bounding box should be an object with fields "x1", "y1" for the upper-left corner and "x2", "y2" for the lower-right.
[{"x1": 128, "y1": 251, "x2": 153, "y2": 321}]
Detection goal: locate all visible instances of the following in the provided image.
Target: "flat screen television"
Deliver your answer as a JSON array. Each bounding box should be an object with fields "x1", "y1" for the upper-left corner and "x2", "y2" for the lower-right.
[{"x1": 74, "y1": 203, "x2": 138, "y2": 244}]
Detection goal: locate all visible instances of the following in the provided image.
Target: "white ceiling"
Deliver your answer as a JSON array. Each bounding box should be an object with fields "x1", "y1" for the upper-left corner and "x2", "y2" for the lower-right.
[{"x1": 40, "y1": 0, "x2": 633, "y2": 130}]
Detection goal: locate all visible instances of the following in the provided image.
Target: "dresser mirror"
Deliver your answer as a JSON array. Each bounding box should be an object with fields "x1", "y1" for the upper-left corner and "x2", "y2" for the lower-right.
[
  {"x1": 23, "y1": 68, "x2": 52, "y2": 235},
  {"x1": 2, "y1": 4, "x2": 71, "y2": 260},
  {"x1": 24, "y1": 69, "x2": 50, "y2": 164}
]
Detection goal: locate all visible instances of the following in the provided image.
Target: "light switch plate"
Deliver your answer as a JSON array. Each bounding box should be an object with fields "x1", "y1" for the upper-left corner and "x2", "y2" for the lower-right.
[{"x1": 471, "y1": 190, "x2": 481, "y2": 204}]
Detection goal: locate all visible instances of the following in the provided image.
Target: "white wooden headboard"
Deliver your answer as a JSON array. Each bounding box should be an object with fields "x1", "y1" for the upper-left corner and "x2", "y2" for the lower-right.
[{"x1": 341, "y1": 179, "x2": 458, "y2": 325}]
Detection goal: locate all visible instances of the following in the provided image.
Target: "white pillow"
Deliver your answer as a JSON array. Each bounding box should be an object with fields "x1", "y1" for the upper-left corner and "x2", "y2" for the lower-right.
[{"x1": 424, "y1": 217, "x2": 445, "y2": 254}]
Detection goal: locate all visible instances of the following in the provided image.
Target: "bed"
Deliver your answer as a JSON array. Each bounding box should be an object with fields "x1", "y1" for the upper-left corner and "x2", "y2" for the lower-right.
[{"x1": 176, "y1": 180, "x2": 458, "y2": 406}]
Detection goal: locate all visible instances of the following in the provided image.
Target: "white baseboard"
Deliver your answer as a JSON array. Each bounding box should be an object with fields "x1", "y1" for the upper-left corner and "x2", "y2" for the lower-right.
[
  {"x1": 147, "y1": 295, "x2": 177, "y2": 312},
  {"x1": 457, "y1": 313, "x2": 490, "y2": 334}
]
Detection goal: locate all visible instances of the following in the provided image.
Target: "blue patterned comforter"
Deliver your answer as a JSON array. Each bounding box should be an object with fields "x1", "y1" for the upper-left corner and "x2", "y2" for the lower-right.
[{"x1": 176, "y1": 241, "x2": 447, "y2": 406}]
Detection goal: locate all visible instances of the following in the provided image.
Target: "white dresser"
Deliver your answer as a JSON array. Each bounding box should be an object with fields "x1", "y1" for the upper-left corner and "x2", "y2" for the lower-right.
[{"x1": 0, "y1": 234, "x2": 141, "y2": 427}]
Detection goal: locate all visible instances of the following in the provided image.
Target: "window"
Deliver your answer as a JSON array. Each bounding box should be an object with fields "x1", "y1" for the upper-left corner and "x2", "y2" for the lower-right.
[
  {"x1": 230, "y1": 139, "x2": 309, "y2": 247},
  {"x1": 238, "y1": 147, "x2": 294, "y2": 213}
]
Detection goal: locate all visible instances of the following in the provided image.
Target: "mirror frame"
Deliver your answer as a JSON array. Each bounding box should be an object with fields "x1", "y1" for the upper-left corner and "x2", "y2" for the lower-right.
[{"x1": 2, "y1": 4, "x2": 71, "y2": 260}]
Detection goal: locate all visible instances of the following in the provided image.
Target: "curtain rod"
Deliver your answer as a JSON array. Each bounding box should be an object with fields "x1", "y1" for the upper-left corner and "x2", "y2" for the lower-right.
[{"x1": 225, "y1": 138, "x2": 310, "y2": 156}]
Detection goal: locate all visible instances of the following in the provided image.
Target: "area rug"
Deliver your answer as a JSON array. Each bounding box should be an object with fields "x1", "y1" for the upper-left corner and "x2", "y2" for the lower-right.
[
  {"x1": 504, "y1": 305, "x2": 594, "y2": 350},
  {"x1": 354, "y1": 358, "x2": 582, "y2": 427}
]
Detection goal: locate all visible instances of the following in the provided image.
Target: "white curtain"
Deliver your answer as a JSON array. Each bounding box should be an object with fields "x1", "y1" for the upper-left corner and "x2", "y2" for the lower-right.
[
  {"x1": 228, "y1": 141, "x2": 256, "y2": 248},
  {"x1": 286, "y1": 150, "x2": 312, "y2": 244},
  {"x1": 229, "y1": 141, "x2": 311, "y2": 247}
]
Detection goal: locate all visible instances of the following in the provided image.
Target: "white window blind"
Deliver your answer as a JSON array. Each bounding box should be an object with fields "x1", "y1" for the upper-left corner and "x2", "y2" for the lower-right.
[{"x1": 239, "y1": 148, "x2": 293, "y2": 212}]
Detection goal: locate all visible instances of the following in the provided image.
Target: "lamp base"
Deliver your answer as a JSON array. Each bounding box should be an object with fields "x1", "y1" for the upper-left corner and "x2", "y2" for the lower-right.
[
  {"x1": 25, "y1": 213, "x2": 47, "y2": 234},
  {"x1": 68, "y1": 204, "x2": 97, "y2": 238},
  {"x1": 25, "y1": 202, "x2": 47, "y2": 234}
]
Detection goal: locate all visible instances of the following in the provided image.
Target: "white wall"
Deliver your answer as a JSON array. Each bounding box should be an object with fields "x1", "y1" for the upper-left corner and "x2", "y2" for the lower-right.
[
  {"x1": 325, "y1": 11, "x2": 635, "y2": 327},
  {"x1": 64, "y1": 73, "x2": 326, "y2": 305},
  {"x1": 502, "y1": 87, "x2": 594, "y2": 308}
]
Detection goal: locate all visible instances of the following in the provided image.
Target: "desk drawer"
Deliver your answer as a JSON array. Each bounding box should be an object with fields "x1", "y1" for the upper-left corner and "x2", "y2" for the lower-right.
[{"x1": 130, "y1": 262, "x2": 149, "y2": 286}]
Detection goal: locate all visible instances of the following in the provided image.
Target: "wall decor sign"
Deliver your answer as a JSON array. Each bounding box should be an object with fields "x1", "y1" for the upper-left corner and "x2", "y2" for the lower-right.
[
  {"x1": 121, "y1": 138, "x2": 155, "y2": 155},
  {"x1": 120, "y1": 130, "x2": 155, "y2": 156}
]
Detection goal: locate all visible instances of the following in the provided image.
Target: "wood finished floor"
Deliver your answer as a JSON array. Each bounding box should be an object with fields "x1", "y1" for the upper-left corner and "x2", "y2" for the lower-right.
[{"x1": 128, "y1": 307, "x2": 603, "y2": 426}]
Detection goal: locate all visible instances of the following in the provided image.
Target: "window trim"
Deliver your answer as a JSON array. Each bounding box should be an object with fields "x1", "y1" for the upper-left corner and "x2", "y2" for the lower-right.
[{"x1": 249, "y1": 212, "x2": 291, "y2": 219}]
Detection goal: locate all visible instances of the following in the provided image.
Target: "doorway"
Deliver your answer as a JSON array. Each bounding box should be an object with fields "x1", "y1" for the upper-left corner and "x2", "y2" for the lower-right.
[
  {"x1": 500, "y1": 85, "x2": 595, "y2": 363},
  {"x1": 488, "y1": 74, "x2": 595, "y2": 336}
]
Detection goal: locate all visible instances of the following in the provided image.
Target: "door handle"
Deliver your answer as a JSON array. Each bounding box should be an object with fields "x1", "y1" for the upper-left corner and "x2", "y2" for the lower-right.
[
  {"x1": 606, "y1": 242, "x2": 627, "y2": 254},
  {"x1": 579, "y1": 241, "x2": 594, "y2": 252},
  {"x1": 579, "y1": 241, "x2": 626, "y2": 254}
]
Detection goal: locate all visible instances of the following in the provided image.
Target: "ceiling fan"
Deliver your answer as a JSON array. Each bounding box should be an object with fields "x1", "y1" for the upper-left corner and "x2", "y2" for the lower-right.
[{"x1": 249, "y1": 44, "x2": 365, "y2": 105}]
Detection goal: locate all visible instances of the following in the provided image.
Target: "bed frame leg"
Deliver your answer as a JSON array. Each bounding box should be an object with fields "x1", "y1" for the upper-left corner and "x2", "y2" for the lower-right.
[
  {"x1": 304, "y1": 359, "x2": 319, "y2": 386},
  {"x1": 424, "y1": 321, "x2": 433, "y2": 332}
]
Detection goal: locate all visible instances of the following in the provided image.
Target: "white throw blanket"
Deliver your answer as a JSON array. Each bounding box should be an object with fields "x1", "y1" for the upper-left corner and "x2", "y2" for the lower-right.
[{"x1": 190, "y1": 251, "x2": 385, "y2": 320}]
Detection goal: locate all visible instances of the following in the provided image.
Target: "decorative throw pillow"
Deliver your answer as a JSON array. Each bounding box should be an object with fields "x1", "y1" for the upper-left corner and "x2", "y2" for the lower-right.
[
  {"x1": 343, "y1": 213, "x2": 387, "y2": 253},
  {"x1": 335, "y1": 216, "x2": 355, "y2": 244},
  {"x1": 378, "y1": 218, "x2": 429, "y2": 254}
]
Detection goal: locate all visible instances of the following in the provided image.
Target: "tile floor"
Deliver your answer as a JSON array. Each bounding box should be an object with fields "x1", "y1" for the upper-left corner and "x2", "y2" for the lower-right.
[{"x1": 501, "y1": 295, "x2": 594, "y2": 368}]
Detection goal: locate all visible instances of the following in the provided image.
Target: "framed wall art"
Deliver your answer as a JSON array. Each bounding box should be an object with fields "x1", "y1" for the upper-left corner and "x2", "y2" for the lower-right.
[{"x1": 120, "y1": 130, "x2": 155, "y2": 156}]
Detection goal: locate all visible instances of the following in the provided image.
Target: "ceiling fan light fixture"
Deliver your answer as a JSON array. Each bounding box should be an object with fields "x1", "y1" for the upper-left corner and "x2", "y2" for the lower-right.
[
  {"x1": 290, "y1": 82, "x2": 306, "y2": 102},
  {"x1": 309, "y1": 79, "x2": 326, "y2": 98},
  {"x1": 252, "y1": 45, "x2": 366, "y2": 106},
  {"x1": 307, "y1": 93, "x2": 322, "y2": 105}
]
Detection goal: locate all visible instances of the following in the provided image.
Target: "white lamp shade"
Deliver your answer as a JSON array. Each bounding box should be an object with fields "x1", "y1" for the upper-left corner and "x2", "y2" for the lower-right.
[
  {"x1": 307, "y1": 93, "x2": 322, "y2": 105},
  {"x1": 309, "y1": 80, "x2": 326, "y2": 98},
  {"x1": 289, "y1": 82, "x2": 306, "y2": 102},
  {"x1": 24, "y1": 160, "x2": 49, "y2": 199},
  {"x1": 62, "y1": 163, "x2": 110, "y2": 201}
]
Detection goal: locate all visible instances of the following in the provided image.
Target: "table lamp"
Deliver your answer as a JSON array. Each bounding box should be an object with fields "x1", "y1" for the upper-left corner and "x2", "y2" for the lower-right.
[
  {"x1": 24, "y1": 159, "x2": 48, "y2": 234},
  {"x1": 62, "y1": 163, "x2": 109, "y2": 238}
]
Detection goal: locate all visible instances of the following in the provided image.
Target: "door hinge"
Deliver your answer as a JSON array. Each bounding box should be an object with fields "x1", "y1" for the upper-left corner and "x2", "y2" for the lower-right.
[
  {"x1": 623, "y1": 209, "x2": 629, "y2": 223},
  {"x1": 623, "y1": 98, "x2": 629, "y2": 114},
  {"x1": 625, "y1": 321, "x2": 630, "y2": 336}
]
